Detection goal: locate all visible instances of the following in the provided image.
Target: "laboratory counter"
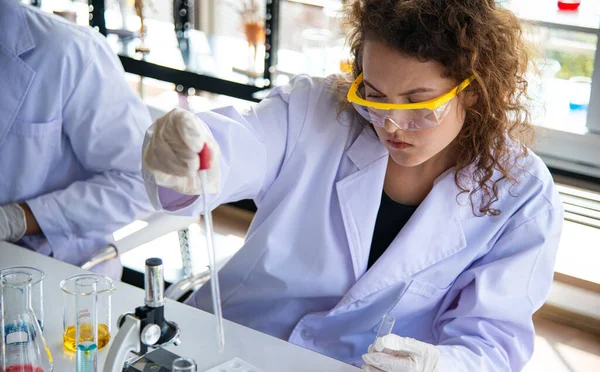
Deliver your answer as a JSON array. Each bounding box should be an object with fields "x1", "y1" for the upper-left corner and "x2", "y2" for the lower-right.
[{"x1": 0, "y1": 242, "x2": 360, "y2": 371}]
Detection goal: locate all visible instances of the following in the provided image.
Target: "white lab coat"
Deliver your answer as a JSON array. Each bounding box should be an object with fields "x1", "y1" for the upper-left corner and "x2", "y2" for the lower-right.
[
  {"x1": 0, "y1": 0, "x2": 154, "y2": 278},
  {"x1": 143, "y1": 75, "x2": 563, "y2": 370}
]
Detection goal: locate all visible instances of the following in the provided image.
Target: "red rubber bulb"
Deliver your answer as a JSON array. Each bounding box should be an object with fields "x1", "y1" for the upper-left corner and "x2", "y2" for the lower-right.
[{"x1": 199, "y1": 144, "x2": 211, "y2": 170}]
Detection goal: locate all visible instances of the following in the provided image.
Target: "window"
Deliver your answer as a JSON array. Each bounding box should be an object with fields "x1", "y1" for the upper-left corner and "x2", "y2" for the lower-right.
[
  {"x1": 268, "y1": 0, "x2": 600, "y2": 178},
  {"x1": 526, "y1": 27, "x2": 597, "y2": 134},
  {"x1": 276, "y1": 0, "x2": 346, "y2": 79},
  {"x1": 29, "y1": 0, "x2": 600, "y2": 177},
  {"x1": 506, "y1": 0, "x2": 600, "y2": 178}
]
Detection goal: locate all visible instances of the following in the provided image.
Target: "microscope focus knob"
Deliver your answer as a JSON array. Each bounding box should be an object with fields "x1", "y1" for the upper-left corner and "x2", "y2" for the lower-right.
[
  {"x1": 117, "y1": 313, "x2": 135, "y2": 329},
  {"x1": 141, "y1": 324, "x2": 161, "y2": 346}
]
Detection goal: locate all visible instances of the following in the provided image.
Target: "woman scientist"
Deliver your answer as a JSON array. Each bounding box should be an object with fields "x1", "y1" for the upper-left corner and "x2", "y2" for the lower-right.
[{"x1": 142, "y1": 0, "x2": 563, "y2": 370}]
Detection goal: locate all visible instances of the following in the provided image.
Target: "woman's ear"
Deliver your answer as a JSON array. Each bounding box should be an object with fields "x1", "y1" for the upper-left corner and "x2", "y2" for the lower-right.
[{"x1": 462, "y1": 91, "x2": 478, "y2": 108}]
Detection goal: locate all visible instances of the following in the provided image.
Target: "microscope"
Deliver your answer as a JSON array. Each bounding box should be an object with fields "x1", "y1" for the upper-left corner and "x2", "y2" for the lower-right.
[{"x1": 104, "y1": 258, "x2": 183, "y2": 372}]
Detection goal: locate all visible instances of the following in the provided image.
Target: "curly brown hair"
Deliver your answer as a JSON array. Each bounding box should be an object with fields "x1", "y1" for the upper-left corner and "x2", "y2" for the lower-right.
[{"x1": 337, "y1": 0, "x2": 535, "y2": 216}]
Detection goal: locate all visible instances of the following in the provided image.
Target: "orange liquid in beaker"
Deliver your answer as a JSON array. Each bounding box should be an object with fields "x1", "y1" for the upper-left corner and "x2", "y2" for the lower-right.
[{"x1": 63, "y1": 323, "x2": 110, "y2": 352}]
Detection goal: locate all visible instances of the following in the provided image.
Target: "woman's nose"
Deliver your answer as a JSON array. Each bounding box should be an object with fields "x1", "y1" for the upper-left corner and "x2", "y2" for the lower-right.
[
  {"x1": 383, "y1": 118, "x2": 398, "y2": 133},
  {"x1": 385, "y1": 117, "x2": 418, "y2": 131}
]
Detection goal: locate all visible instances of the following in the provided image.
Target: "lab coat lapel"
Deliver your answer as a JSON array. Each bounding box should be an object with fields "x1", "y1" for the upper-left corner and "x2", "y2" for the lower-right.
[
  {"x1": 0, "y1": 51, "x2": 35, "y2": 148},
  {"x1": 335, "y1": 126, "x2": 388, "y2": 280},
  {"x1": 0, "y1": 0, "x2": 35, "y2": 148},
  {"x1": 339, "y1": 168, "x2": 468, "y2": 307}
]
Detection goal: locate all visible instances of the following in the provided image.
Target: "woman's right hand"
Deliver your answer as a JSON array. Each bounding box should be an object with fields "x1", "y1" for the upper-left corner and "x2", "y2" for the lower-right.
[{"x1": 143, "y1": 108, "x2": 221, "y2": 195}]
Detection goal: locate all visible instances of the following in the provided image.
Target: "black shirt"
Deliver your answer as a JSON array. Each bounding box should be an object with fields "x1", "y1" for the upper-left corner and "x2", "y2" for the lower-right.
[{"x1": 368, "y1": 192, "x2": 418, "y2": 269}]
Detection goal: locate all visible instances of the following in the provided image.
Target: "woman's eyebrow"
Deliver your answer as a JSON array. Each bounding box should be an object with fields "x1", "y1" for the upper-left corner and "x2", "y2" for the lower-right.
[
  {"x1": 364, "y1": 79, "x2": 435, "y2": 96},
  {"x1": 363, "y1": 79, "x2": 384, "y2": 94}
]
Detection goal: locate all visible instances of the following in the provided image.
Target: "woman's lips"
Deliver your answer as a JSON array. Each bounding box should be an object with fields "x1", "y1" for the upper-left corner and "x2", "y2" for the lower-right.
[{"x1": 387, "y1": 140, "x2": 413, "y2": 150}]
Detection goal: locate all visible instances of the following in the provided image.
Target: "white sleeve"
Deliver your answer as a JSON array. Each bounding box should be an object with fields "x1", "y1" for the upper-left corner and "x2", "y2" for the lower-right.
[{"x1": 143, "y1": 75, "x2": 317, "y2": 215}]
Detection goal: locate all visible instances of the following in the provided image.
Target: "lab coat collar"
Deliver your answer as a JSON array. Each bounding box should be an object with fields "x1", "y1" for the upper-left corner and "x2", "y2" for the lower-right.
[
  {"x1": 335, "y1": 124, "x2": 388, "y2": 280},
  {"x1": 0, "y1": 0, "x2": 35, "y2": 56},
  {"x1": 336, "y1": 139, "x2": 468, "y2": 307},
  {"x1": 346, "y1": 125, "x2": 388, "y2": 170}
]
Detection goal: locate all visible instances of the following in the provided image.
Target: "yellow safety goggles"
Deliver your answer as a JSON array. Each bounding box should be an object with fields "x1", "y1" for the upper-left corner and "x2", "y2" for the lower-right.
[{"x1": 347, "y1": 73, "x2": 475, "y2": 131}]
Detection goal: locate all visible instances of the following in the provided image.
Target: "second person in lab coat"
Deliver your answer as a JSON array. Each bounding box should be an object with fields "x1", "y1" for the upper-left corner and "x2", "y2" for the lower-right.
[
  {"x1": 142, "y1": 0, "x2": 563, "y2": 371},
  {"x1": 0, "y1": 0, "x2": 154, "y2": 278}
]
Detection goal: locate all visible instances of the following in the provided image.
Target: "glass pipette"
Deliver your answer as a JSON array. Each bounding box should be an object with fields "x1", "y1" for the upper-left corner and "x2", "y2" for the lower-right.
[{"x1": 199, "y1": 144, "x2": 225, "y2": 352}]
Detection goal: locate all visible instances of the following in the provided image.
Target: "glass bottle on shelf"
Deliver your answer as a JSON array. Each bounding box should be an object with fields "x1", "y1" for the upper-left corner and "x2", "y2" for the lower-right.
[{"x1": 242, "y1": 0, "x2": 266, "y2": 76}]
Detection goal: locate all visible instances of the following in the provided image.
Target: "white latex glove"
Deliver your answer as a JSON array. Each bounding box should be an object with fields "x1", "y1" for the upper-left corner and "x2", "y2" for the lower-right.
[
  {"x1": 362, "y1": 334, "x2": 440, "y2": 372},
  {"x1": 143, "y1": 108, "x2": 221, "y2": 195},
  {"x1": 0, "y1": 204, "x2": 27, "y2": 242}
]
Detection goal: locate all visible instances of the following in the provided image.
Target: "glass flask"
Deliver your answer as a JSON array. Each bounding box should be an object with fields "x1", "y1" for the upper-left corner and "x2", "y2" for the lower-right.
[
  {"x1": 1, "y1": 271, "x2": 53, "y2": 372},
  {"x1": 0, "y1": 267, "x2": 45, "y2": 330}
]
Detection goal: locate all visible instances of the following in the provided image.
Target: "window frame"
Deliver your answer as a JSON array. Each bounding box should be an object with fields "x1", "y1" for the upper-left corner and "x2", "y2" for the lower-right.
[
  {"x1": 587, "y1": 32, "x2": 600, "y2": 135},
  {"x1": 533, "y1": 24, "x2": 600, "y2": 179}
]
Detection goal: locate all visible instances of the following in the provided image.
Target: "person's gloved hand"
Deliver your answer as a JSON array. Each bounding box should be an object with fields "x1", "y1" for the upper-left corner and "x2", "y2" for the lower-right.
[
  {"x1": 362, "y1": 334, "x2": 440, "y2": 372},
  {"x1": 143, "y1": 108, "x2": 221, "y2": 195},
  {"x1": 0, "y1": 204, "x2": 27, "y2": 242}
]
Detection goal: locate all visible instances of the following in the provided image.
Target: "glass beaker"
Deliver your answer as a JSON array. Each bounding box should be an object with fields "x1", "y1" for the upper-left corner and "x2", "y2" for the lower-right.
[
  {"x1": 0, "y1": 267, "x2": 45, "y2": 330},
  {"x1": 1, "y1": 271, "x2": 53, "y2": 372},
  {"x1": 302, "y1": 28, "x2": 333, "y2": 78},
  {"x1": 568, "y1": 76, "x2": 592, "y2": 111},
  {"x1": 172, "y1": 357, "x2": 197, "y2": 371},
  {"x1": 75, "y1": 277, "x2": 98, "y2": 372},
  {"x1": 60, "y1": 274, "x2": 115, "y2": 352}
]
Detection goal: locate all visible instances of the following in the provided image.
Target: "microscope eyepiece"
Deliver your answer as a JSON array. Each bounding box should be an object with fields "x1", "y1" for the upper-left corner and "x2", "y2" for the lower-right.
[
  {"x1": 145, "y1": 257, "x2": 166, "y2": 307},
  {"x1": 145, "y1": 258, "x2": 163, "y2": 267}
]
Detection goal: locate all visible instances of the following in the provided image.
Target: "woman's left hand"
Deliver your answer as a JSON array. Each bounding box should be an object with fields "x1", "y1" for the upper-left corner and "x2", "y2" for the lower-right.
[{"x1": 362, "y1": 334, "x2": 439, "y2": 372}]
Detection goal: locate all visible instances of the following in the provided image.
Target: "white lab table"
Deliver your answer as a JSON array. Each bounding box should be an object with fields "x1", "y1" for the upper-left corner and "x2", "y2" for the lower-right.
[{"x1": 0, "y1": 243, "x2": 360, "y2": 372}]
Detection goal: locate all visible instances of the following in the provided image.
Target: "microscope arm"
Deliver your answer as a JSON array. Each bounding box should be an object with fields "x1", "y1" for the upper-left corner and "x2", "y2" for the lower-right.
[{"x1": 104, "y1": 315, "x2": 141, "y2": 372}]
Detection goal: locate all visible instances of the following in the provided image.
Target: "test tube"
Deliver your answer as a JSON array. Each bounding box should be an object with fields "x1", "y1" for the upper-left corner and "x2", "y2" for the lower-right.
[
  {"x1": 374, "y1": 314, "x2": 396, "y2": 352},
  {"x1": 75, "y1": 277, "x2": 99, "y2": 372},
  {"x1": 376, "y1": 314, "x2": 396, "y2": 338},
  {"x1": 172, "y1": 357, "x2": 197, "y2": 371}
]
